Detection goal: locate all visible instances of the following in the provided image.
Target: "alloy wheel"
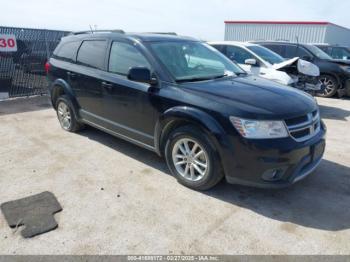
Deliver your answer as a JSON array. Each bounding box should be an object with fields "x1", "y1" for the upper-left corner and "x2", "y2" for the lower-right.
[
  {"x1": 57, "y1": 102, "x2": 72, "y2": 130},
  {"x1": 319, "y1": 76, "x2": 336, "y2": 97},
  {"x1": 171, "y1": 138, "x2": 209, "y2": 182}
]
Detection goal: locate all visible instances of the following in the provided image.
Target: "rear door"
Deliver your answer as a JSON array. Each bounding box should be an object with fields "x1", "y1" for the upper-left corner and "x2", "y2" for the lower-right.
[{"x1": 75, "y1": 39, "x2": 108, "y2": 116}]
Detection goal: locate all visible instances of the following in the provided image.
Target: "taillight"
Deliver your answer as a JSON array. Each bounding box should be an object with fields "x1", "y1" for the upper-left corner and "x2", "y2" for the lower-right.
[{"x1": 45, "y1": 61, "x2": 51, "y2": 74}]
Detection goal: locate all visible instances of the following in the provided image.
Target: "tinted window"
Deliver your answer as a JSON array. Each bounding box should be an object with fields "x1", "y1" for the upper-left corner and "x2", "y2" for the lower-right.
[
  {"x1": 108, "y1": 42, "x2": 151, "y2": 75},
  {"x1": 284, "y1": 45, "x2": 297, "y2": 58},
  {"x1": 212, "y1": 45, "x2": 226, "y2": 54},
  {"x1": 77, "y1": 40, "x2": 107, "y2": 69},
  {"x1": 331, "y1": 47, "x2": 350, "y2": 60},
  {"x1": 263, "y1": 44, "x2": 285, "y2": 57},
  {"x1": 225, "y1": 46, "x2": 254, "y2": 64},
  {"x1": 296, "y1": 47, "x2": 313, "y2": 59},
  {"x1": 54, "y1": 41, "x2": 81, "y2": 62},
  {"x1": 247, "y1": 45, "x2": 284, "y2": 64}
]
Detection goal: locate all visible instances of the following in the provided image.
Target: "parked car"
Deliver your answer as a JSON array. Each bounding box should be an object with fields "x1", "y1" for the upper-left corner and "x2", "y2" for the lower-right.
[
  {"x1": 314, "y1": 44, "x2": 350, "y2": 61},
  {"x1": 20, "y1": 41, "x2": 58, "y2": 75},
  {"x1": 47, "y1": 31, "x2": 326, "y2": 190},
  {"x1": 254, "y1": 41, "x2": 350, "y2": 97},
  {"x1": 209, "y1": 41, "x2": 322, "y2": 95},
  {"x1": 0, "y1": 52, "x2": 15, "y2": 91}
]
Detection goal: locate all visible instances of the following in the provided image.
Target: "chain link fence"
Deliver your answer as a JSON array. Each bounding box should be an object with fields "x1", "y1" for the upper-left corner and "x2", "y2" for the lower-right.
[{"x1": 0, "y1": 26, "x2": 69, "y2": 99}]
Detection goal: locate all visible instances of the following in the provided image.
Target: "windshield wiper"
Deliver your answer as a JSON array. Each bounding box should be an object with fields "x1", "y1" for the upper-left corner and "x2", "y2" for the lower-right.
[
  {"x1": 176, "y1": 74, "x2": 229, "y2": 83},
  {"x1": 235, "y1": 72, "x2": 248, "y2": 76}
]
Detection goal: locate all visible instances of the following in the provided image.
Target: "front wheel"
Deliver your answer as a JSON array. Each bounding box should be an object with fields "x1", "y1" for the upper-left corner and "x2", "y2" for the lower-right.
[
  {"x1": 165, "y1": 125, "x2": 224, "y2": 190},
  {"x1": 318, "y1": 75, "x2": 338, "y2": 98}
]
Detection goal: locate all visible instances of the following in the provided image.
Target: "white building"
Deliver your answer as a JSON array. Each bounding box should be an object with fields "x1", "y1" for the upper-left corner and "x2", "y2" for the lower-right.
[{"x1": 224, "y1": 21, "x2": 350, "y2": 46}]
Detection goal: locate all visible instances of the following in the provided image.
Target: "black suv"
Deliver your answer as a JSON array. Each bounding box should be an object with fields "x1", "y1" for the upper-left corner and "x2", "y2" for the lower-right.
[
  {"x1": 47, "y1": 31, "x2": 326, "y2": 190},
  {"x1": 254, "y1": 41, "x2": 350, "y2": 98}
]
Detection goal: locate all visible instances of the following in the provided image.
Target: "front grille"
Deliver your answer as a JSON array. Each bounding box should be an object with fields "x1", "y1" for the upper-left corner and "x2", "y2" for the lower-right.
[{"x1": 285, "y1": 110, "x2": 320, "y2": 142}]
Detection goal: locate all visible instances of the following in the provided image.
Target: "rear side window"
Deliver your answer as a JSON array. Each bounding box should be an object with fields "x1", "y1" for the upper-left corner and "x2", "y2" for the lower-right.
[
  {"x1": 77, "y1": 40, "x2": 107, "y2": 69},
  {"x1": 108, "y1": 42, "x2": 151, "y2": 75},
  {"x1": 53, "y1": 41, "x2": 81, "y2": 62}
]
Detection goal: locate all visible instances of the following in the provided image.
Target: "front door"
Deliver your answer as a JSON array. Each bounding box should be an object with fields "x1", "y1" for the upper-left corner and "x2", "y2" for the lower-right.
[{"x1": 98, "y1": 41, "x2": 158, "y2": 148}]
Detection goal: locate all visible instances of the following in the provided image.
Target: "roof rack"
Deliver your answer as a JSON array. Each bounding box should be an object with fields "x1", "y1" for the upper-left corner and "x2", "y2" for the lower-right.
[{"x1": 71, "y1": 29, "x2": 125, "y2": 35}]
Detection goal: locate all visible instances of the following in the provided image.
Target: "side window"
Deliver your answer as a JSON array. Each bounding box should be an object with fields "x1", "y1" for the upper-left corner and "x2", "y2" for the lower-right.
[
  {"x1": 53, "y1": 41, "x2": 81, "y2": 62},
  {"x1": 108, "y1": 42, "x2": 151, "y2": 76},
  {"x1": 225, "y1": 46, "x2": 254, "y2": 64},
  {"x1": 212, "y1": 45, "x2": 226, "y2": 54},
  {"x1": 264, "y1": 44, "x2": 284, "y2": 57},
  {"x1": 284, "y1": 45, "x2": 297, "y2": 58},
  {"x1": 77, "y1": 40, "x2": 107, "y2": 69}
]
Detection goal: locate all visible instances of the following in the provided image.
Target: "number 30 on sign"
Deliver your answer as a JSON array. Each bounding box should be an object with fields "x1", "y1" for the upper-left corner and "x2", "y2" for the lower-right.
[{"x1": 0, "y1": 35, "x2": 17, "y2": 52}]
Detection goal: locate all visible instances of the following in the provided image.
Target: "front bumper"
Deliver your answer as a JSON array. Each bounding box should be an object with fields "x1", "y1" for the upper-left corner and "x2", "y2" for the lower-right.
[{"x1": 223, "y1": 123, "x2": 326, "y2": 189}]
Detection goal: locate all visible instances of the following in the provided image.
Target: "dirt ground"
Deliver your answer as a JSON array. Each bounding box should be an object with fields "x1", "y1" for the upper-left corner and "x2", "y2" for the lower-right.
[{"x1": 0, "y1": 95, "x2": 349, "y2": 255}]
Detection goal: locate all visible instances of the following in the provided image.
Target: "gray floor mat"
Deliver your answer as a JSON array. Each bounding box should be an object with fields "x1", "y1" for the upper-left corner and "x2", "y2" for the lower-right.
[{"x1": 1, "y1": 191, "x2": 62, "y2": 238}]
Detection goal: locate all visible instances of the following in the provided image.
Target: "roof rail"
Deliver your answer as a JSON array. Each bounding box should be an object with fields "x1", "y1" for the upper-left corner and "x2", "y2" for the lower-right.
[
  {"x1": 71, "y1": 29, "x2": 125, "y2": 35},
  {"x1": 146, "y1": 32, "x2": 177, "y2": 35},
  {"x1": 274, "y1": 39, "x2": 290, "y2": 42}
]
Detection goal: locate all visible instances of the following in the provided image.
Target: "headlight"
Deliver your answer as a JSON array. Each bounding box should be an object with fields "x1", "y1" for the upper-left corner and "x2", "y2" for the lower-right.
[
  {"x1": 341, "y1": 66, "x2": 350, "y2": 72},
  {"x1": 230, "y1": 117, "x2": 289, "y2": 139}
]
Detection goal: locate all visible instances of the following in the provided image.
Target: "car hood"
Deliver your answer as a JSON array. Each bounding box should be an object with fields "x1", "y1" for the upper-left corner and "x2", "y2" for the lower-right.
[
  {"x1": 180, "y1": 75, "x2": 317, "y2": 119},
  {"x1": 325, "y1": 59, "x2": 350, "y2": 66}
]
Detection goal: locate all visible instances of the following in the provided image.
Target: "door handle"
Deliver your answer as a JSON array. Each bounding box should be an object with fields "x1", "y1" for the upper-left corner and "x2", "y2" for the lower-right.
[
  {"x1": 101, "y1": 81, "x2": 113, "y2": 90},
  {"x1": 67, "y1": 71, "x2": 77, "y2": 78}
]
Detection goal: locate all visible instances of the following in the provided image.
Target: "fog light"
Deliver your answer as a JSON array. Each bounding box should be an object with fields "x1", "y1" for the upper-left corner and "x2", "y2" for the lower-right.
[{"x1": 262, "y1": 168, "x2": 285, "y2": 182}]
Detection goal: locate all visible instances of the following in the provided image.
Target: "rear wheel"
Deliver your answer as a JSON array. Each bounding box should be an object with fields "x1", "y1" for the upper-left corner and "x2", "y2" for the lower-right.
[
  {"x1": 318, "y1": 75, "x2": 338, "y2": 98},
  {"x1": 165, "y1": 125, "x2": 224, "y2": 190},
  {"x1": 56, "y1": 95, "x2": 84, "y2": 132}
]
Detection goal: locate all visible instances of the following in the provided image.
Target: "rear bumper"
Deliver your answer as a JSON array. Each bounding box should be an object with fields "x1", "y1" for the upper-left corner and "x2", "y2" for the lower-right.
[{"x1": 222, "y1": 123, "x2": 326, "y2": 189}]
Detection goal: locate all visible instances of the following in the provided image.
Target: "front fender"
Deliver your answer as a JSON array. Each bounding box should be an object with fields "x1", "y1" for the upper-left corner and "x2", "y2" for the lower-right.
[{"x1": 155, "y1": 106, "x2": 233, "y2": 162}]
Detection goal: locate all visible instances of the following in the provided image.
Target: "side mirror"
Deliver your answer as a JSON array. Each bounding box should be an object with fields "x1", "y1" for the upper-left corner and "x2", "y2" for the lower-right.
[
  {"x1": 127, "y1": 67, "x2": 157, "y2": 85},
  {"x1": 245, "y1": 58, "x2": 258, "y2": 66}
]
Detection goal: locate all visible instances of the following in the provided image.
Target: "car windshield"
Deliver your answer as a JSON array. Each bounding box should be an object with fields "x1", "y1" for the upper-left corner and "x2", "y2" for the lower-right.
[
  {"x1": 247, "y1": 45, "x2": 285, "y2": 65},
  {"x1": 331, "y1": 47, "x2": 350, "y2": 60},
  {"x1": 305, "y1": 45, "x2": 333, "y2": 60},
  {"x1": 149, "y1": 41, "x2": 245, "y2": 82}
]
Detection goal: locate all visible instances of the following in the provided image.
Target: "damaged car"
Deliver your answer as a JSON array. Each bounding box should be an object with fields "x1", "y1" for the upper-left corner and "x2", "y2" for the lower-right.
[
  {"x1": 254, "y1": 41, "x2": 350, "y2": 98},
  {"x1": 210, "y1": 41, "x2": 323, "y2": 95}
]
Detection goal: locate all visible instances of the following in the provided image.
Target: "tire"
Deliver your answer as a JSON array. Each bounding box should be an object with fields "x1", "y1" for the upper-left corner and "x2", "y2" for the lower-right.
[
  {"x1": 318, "y1": 75, "x2": 338, "y2": 98},
  {"x1": 55, "y1": 95, "x2": 84, "y2": 132},
  {"x1": 164, "y1": 125, "x2": 224, "y2": 190}
]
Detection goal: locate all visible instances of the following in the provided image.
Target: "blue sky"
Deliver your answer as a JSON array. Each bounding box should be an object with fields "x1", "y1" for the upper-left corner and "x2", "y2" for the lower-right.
[{"x1": 1, "y1": 0, "x2": 349, "y2": 40}]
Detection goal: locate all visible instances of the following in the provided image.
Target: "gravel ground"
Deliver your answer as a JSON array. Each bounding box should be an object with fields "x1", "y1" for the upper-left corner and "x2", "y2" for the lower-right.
[{"x1": 0, "y1": 95, "x2": 349, "y2": 255}]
